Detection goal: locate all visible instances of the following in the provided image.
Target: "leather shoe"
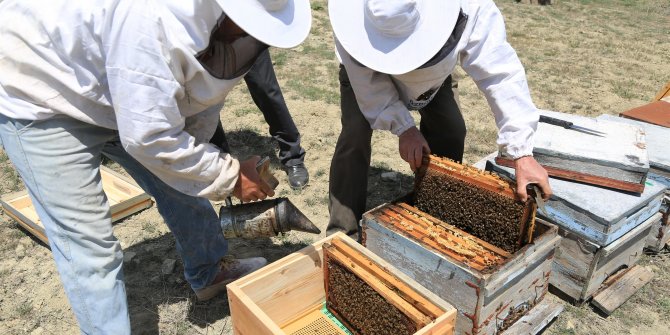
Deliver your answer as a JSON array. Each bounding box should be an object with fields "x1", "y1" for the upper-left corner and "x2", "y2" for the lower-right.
[
  {"x1": 194, "y1": 257, "x2": 267, "y2": 301},
  {"x1": 286, "y1": 163, "x2": 309, "y2": 190}
]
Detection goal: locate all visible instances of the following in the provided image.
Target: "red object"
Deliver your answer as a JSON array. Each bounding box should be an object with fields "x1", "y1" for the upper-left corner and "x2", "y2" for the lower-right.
[{"x1": 620, "y1": 100, "x2": 670, "y2": 128}]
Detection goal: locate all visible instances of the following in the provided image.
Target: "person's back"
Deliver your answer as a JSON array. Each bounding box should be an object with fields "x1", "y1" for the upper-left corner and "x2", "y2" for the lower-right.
[
  {"x1": 0, "y1": 0, "x2": 312, "y2": 333},
  {"x1": 0, "y1": 0, "x2": 234, "y2": 131}
]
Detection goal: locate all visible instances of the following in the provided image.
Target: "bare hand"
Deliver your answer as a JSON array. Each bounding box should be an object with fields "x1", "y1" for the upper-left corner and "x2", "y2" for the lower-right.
[
  {"x1": 399, "y1": 127, "x2": 431, "y2": 172},
  {"x1": 232, "y1": 156, "x2": 275, "y2": 202},
  {"x1": 514, "y1": 156, "x2": 552, "y2": 202}
]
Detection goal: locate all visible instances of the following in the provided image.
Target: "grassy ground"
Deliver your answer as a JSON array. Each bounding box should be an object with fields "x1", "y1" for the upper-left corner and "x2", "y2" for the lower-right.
[{"x1": 0, "y1": 0, "x2": 669, "y2": 334}]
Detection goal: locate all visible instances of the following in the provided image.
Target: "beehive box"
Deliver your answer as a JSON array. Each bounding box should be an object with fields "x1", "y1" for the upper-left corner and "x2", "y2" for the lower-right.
[
  {"x1": 550, "y1": 213, "x2": 659, "y2": 305},
  {"x1": 226, "y1": 232, "x2": 457, "y2": 335},
  {"x1": 483, "y1": 156, "x2": 660, "y2": 307},
  {"x1": 496, "y1": 110, "x2": 649, "y2": 193},
  {"x1": 645, "y1": 197, "x2": 670, "y2": 252},
  {"x1": 362, "y1": 200, "x2": 561, "y2": 335},
  {"x1": 596, "y1": 114, "x2": 670, "y2": 252},
  {"x1": 0, "y1": 166, "x2": 153, "y2": 244}
]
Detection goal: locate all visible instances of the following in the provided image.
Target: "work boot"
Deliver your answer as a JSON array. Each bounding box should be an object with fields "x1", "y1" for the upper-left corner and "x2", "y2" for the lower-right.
[
  {"x1": 286, "y1": 163, "x2": 309, "y2": 190},
  {"x1": 194, "y1": 257, "x2": 267, "y2": 301}
]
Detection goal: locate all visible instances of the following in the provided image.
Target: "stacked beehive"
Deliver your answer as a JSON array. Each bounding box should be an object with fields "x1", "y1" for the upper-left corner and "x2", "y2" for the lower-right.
[
  {"x1": 363, "y1": 155, "x2": 562, "y2": 335},
  {"x1": 597, "y1": 114, "x2": 670, "y2": 252},
  {"x1": 481, "y1": 152, "x2": 665, "y2": 313}
]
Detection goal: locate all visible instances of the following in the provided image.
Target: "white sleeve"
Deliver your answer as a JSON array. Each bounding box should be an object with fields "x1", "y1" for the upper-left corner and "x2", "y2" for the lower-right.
[
  {"x1": 336, "y1": 40, "x2": 416, "y2": 136},
  {"x1": 103, "y1": 2, "x2": 238, "y2": 201},
  {"x1": 460, "y1": 0, "x2": 538, "y2": 159}
]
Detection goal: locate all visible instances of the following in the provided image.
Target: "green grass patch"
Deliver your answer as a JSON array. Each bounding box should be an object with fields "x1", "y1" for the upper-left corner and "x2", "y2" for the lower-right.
[
  {"x1": 313, "y1": 168, "x2": 327, "y2": 179},
  {"x1": 659, "y1": 297, "x2": 670, "y2": 316},
  {"x1": 16, "y1": 301, "x2": 33, "y2": 318},
  {"x1": 286, "y1": 78, "x2": 338, "y2": 105},
  {"x1": 234, "y1": 106, "x2": 258, "y2": 117},
  {"x1": 611, "y1": 82, "x2": 637, "y2": 100}
]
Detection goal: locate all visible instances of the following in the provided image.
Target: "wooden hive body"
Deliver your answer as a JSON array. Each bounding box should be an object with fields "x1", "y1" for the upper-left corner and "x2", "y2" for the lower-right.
[
  {"x1": 550, "y1": 213, "x2": 659, "y2": 303},
  {"x1": 226, "y1": 233, "x2": 457, "y2": 335},
  {"x1": 483, "y1": 155, "x2": 662, "y2": 305},
  {"x1": 596, "y1": 114, "x2": 670, "y2": 252},
  {"x1": 363, "y1": 204, "x2": 560, "y2": 335},
  {"x1": 0, "y1": 166, "x2": 153, "y2": 244}
]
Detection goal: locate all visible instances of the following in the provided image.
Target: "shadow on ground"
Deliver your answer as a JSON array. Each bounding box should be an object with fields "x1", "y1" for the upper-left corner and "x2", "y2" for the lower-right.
[
  {"x1": 366, "y1": 166, "x2": 415, "y2": 210},
  {"x1": 221, "y1": 128, "x2": 284, "y2": 169},
  {"x1": 122, "y1": 232, "x2": 311, "y2": 334}
]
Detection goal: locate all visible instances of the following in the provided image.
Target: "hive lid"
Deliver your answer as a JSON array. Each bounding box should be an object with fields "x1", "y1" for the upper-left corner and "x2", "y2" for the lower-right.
[
  {"x1": 485, "y1": 158, "x2": 666, "y2": 226},
  {"x1": 597, "y1": 114, "x2": 670, "y2": 172},
  {"x1": 619, "y1": 100, "x2": 670, "y2": 128}
]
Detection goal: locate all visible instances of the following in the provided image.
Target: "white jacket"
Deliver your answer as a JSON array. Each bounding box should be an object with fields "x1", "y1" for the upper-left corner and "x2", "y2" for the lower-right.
[
  {"x1": 336, "y1": 0, "x2": 538, "y2": 159},
  {"x1": 0, "y1": 0, "x2": 241, "y2": 200}
]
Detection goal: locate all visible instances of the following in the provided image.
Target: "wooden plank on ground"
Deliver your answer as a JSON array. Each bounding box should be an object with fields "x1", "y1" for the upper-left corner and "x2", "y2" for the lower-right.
[
  {"x1": 501, "y1": 299, "x2": 564, "y2": 335},
  {"x1": 0, "y1": 166, "x2": 152, "y2": 244},
  {"x1": 591, "y1": 265, "x2": 654, "y2": 315}
]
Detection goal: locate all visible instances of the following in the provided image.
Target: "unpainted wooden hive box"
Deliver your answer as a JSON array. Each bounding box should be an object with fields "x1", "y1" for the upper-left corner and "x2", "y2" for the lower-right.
[
  {"x1": 0, "y1": 166, "x2": 153, "y2": 244},
  {"x1": 226, "y1": 232, "x2": 458, "y2": 335}
]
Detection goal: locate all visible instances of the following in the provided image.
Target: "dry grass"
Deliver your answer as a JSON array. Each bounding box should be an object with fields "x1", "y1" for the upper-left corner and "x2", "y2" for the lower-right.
[{"x1": 0, "y1": 0, "x2": 669, "y2": 334}]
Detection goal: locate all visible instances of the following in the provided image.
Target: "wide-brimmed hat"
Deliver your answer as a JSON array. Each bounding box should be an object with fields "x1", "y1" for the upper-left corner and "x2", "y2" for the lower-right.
[
  {"x1": 214, "y1": 0, "x2": 312, "y2": 48},
  {"x1": 329, "y1": 0, "x2": 460, "y2": 75}
]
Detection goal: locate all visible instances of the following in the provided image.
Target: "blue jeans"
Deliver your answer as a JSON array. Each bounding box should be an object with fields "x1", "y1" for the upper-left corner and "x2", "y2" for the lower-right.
[{"x1": 0, "y1": 114, "x2": 228, "y2": 335}]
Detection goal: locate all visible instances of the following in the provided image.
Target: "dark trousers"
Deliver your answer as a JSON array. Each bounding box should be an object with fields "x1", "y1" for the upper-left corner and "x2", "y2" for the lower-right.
[
  {"x1": 210, "y1": 49, "x2": 305, "y2": 167},
  {"x1": 327, "y1": 65, "x2": 466, "y2": 239}
]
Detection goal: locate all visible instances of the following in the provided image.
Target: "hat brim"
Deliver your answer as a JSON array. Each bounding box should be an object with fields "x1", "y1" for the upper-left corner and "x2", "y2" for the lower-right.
[
  {"x1": 329, "y1": 0, "x2": 460, "y2": 75},
  {"x1": 215, "y1": 0, "x2": 312, "y2": 49}
]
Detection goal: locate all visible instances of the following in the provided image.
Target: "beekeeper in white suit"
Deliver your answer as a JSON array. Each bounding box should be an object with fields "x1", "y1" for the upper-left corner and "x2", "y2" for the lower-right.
[
  {"x1": 0, "y1": 0, "x2": 311, "y2": 333},
  {"x1": 327, "y1": 0, "x2": 553, "y2": 240}
]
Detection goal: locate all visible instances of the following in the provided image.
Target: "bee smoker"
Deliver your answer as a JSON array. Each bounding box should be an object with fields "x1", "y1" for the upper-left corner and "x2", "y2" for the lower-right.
[
  {"x1": 219, "y1": 157, "x2": 320, "y2": 239},
  {"x1": 219, "y1": 197, "x2": 320, "y2": 239}
]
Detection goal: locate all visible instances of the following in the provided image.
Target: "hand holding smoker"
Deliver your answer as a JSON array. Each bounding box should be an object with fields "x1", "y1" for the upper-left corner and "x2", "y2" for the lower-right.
[{"x1": 220, "y1": 157, "x2": 320, "y2": 239}]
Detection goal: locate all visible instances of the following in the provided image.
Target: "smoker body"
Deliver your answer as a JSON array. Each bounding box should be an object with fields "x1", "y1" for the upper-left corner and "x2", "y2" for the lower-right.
[{"x1": 219, "y1": 197, "x2": 320, "y2": 239}]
